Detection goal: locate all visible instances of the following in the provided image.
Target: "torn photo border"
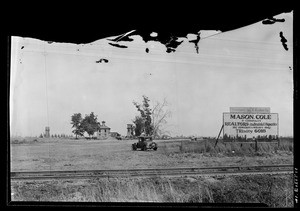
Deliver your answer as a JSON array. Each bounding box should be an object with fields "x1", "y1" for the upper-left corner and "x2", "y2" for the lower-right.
[{"x1": 6, "y1": 6, "x2": 297, "y2": 208}]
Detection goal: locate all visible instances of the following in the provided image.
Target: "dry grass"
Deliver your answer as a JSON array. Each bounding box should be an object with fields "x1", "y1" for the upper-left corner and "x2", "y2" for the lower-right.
[
  {"x1": 179, "y1": 139, "x2": 293, "y2": 156},
  {"x1": 10, "y1": 137, "x2": 59, "y2": 144},
  {"x1": 10, "y1": 137, "x2": 294, "y2": 207},
  {"x1": 11, "y1": 174, "x2": 293, "y2": 207},
  {"x1": 10, "y1": 137, "x2": 293, "y2": 172}
]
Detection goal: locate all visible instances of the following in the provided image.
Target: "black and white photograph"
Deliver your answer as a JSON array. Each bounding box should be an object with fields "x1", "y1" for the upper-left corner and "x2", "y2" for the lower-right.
[{"x1": 8, "y1": 7, "x2": 295, "y2": 208}]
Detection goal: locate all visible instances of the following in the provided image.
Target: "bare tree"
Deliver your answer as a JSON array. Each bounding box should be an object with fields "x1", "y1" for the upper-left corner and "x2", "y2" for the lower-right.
[{"x1": 151, "y1": 98, "x2": 172, "y2": 138}]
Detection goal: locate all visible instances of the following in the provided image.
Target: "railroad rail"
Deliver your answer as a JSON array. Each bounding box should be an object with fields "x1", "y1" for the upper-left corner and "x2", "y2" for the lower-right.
[{"x1": 11, "y1": 164, "x2": 293, "y2": 181}]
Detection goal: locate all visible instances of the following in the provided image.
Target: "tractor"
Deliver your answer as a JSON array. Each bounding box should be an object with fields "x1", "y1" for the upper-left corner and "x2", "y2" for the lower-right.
[{"x1": 132, "y1": 136, "x2": 157, "y2": 151}]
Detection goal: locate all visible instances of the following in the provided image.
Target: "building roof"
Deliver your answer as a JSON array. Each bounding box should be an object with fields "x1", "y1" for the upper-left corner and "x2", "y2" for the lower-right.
[{"x1": 99, "y1": 125, "x2": 110, "y2": 129}]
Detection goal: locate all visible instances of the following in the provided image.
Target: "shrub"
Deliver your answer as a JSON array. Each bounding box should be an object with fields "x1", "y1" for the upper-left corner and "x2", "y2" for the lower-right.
[
  {"x1": 205, "y1": 142, "x2": 215, "y2": 154},
  {"x1": 11, "y1": 139, "x2": 19, "y2": 144},
  {"x1": 178, "y1": 139, "x2": 293, "y2": 156}
]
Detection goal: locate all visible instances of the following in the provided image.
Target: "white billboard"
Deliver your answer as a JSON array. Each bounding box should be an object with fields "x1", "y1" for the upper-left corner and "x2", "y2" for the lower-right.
[{"x1": 223, "y1": 113, "x2": 278, "y2": 140}]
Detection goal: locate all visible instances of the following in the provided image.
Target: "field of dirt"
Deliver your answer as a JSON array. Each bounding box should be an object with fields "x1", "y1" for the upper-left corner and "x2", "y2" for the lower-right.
[{"x1": 10, "y1": 138, "x2": 293, "y2": 172}]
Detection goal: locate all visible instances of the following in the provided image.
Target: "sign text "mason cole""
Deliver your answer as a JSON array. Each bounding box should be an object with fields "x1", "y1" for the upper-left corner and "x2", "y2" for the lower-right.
[{"x1": 230, "y1": 114, "x2": 271, "y2": 120}]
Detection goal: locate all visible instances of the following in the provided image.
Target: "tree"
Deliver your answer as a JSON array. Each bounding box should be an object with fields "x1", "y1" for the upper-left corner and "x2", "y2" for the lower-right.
[
  {"x1": 133, "y1": 96, "x2": 171, "y2": 138},
  {"x1": 71, "y1": 113, "x2": 85, "y2": 139},
  {"x1": 81, "y1": 112, "x2": 100, "y2": 138},
  {"x1": 151, "y1": 98, "x2": 172, "y2": 138},
  {"x1": 133, "y1": 95, "x2": 153, "y2": 136},
  {"x1": 132, "y1": 116, "x2": 144, "y2": 136}
]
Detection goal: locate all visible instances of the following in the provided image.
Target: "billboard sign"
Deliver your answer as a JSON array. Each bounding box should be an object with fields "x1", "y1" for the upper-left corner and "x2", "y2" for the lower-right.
[
  {"x1": 230, "y1": 107, "x2": 270, "y2": 113},
  {"x1": 223, "y1": 112, "x2": 278, "y2": 139}
]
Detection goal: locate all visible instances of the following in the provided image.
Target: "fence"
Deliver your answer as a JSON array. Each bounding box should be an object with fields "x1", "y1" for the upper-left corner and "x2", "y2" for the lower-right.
[
  {"x1": 223, "y1": 140, "x2": 280, "y2": 152},
  {"x1": 179, "y1": 138, "x2": 292, "y2": 154}
]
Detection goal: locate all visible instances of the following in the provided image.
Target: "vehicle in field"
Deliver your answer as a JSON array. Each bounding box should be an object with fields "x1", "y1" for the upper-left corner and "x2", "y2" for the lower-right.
[
  {"x1": 132, "y1": 136, "x2": 157, "y2": 151},
  {"x1": 116, "y1": 136, "x2": 122, "y2": 140},
  {"x1": 190, "y1": 136, "x2": 197, "y2": 141}
]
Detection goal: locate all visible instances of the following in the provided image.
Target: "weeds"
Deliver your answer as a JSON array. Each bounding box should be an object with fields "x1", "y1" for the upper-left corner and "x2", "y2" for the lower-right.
[
  {"x1": 179, "y1": 139, "x2": 293, "y2": 156},
  {"x1": 11, "y1": 174, "x2": 293, "y2": 207}
]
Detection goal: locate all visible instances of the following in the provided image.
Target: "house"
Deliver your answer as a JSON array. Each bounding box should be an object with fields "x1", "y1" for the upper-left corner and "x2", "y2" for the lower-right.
[
  {"x1": 97, "y1": 121, "x2": 111, "y2": 139},
  {"x1": 110, "y1": 132, "x2": 121, "y2": 137}
]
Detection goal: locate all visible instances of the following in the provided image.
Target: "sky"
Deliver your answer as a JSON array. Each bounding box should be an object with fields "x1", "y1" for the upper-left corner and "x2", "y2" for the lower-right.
[{"x1": 10, "y1": 11, "x2": 293, "y2": 137}]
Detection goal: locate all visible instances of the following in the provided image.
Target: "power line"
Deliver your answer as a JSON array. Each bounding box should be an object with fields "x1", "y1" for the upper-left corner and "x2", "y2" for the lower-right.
[
  {"x1": 19, "y1": 39, "x2": 292, "y2": 60},
  {"x1": 16, "y1": 33, "x2": 292, "y2": 55},
  {"x1": 20, "y1": 48, "x2": 291, "y2": 69},
  {"x1": 43, "y1": 43, "x2": 50, "y2": 127},
  {"x1": 43, "y1": 42, "x2": 52, "y2": 173},
  {"x1": 207, "y1": 36, "x2": 292, "y2": 46},
  {"x1": 20, "y1": 48, "x2": 291, "y2": 70}
]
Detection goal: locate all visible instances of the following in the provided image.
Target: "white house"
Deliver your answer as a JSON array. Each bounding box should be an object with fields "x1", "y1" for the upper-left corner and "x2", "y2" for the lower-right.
[{"x1": 97, "y1": 121, "x2": 111, "y2": 139}]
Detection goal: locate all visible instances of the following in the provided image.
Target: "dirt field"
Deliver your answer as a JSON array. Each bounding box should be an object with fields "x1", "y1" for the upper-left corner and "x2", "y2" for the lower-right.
[
  {"x1": 10, "y1": 138, "x2": 293, "y2": 172},
  {"x1": 10, "y1": 137, "x2": 294, "y2": 206}
]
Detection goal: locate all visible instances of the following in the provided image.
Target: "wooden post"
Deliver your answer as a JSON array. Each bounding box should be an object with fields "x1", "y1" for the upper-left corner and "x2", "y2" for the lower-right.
[
  {"x1": 214, "y1": 125, "x2": 224, "y2": 148},
  {"x1": 255, "y1": 139, "x2": 258, "y2": 152},
  {"x1": 278, "y1": 138, "x2": 280, "y2": 148}
]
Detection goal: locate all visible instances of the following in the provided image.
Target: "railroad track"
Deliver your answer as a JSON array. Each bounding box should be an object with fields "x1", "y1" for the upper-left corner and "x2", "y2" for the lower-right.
[{"x1": 11, "y1": 164, "x2": 293, "y2": 181}]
